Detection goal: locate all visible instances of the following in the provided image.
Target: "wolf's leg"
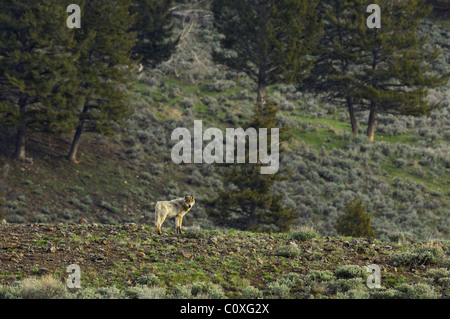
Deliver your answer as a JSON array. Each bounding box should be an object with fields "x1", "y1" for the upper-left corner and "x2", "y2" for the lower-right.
[
  {"x1": 156, "y1": 219, "x2": 162, "y2": 235},
  {"x1": 158, "y1": 215, "x2": 167, "y2": 235},
  {"x1": 155, "y1": 209, "x2": 161, "y2": 234},
  {"x1": 175, "y1": 216, "x2": 181, "y2": 233},
  {"x1": 179, "y1": 215, "x2": 184, "y2": 234},
  {"x1": 155, "y1": 209, "x2": 166, "y2": 235}
]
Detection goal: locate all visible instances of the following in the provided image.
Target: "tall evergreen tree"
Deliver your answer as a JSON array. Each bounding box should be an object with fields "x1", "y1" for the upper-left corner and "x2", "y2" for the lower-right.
[
  {"x1": 130, "y1": 0, "x2": 179, "y2": 69},
  {"x1": 211, "y1": 0, "x2": 322, "y2": 107},
  {"x1": 66, "y1": 0, "x2": 136, "y2": 163},
  {"x1": 0, "y1": 0, "x2": 78, "y2": 161},
  {"x1": 208, "y1": 101, "x2": 297, "y2": 232},
  {"x1": 301, "y1": 0, "x2": 367, "y2": 136},
  {"x1": 359, "y1": 0, "x2": 448, "y2": 143},
  {"x1": 304, "y1": 0, "x2": 448, "y2": 142}
]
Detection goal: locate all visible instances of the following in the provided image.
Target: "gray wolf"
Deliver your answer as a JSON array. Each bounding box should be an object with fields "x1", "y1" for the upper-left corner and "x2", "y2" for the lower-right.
[{"x1": 155, "y1": 195, "x2": 195, "y2": 235}]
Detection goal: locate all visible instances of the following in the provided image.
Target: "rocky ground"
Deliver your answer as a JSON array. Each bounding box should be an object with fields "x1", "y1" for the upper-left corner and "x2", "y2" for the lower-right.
[{"x1": 0, "y1": 220, "x2": 449, "y2": 298}]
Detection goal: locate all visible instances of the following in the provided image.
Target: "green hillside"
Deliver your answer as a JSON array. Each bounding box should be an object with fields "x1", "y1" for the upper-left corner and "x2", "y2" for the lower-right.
[
  {"x1": 0, "y1": 6, "x2": 449, "y2": 243},
  {"x1": 0, "y1": 2, "x2": 449, "y2": 301}
]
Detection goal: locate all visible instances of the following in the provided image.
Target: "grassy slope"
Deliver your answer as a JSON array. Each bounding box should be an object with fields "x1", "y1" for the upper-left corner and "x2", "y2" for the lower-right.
[
  {"x1": 0, "y1": 223, "x2": 449, "y2": 299},
  {"x1": 1, "y1": 15, "x2": 449, "y2": 240},
  {"x1": 0, "y1": 10, "x2": 449, "y2": 299}
]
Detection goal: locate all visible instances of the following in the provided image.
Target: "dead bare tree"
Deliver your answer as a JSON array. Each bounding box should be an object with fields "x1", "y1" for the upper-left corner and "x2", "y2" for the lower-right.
[{"x1": 160, "y1": 1, "x2": 216, "y2": 82}]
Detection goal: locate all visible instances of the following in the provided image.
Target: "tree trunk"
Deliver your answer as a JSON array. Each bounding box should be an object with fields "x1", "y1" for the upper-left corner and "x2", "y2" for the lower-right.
[
  {"x1": 248, "y1": 203, "x2": 258, "y2": 230},
  {"x1": 366, "y1": 105, "x2": 377, "y2": 143},
  {"x1": 14, "y1": 103, "x2": 26, "y2": 161},
  {"x1": 256, "y1": 67, "x2": 266, "y2": 108},
  {"x1": 346, "y1": 96, "x2": 358, "y2": 137},
  {"x1": 257, "y1": 82, "x2": 266, "y2": 108},
  {"x1": 67, "y1": 122, "x2": 84, "y2": 164},
  {"x1": 14, "y1": 126, "x2": 26, "y2": 161}
]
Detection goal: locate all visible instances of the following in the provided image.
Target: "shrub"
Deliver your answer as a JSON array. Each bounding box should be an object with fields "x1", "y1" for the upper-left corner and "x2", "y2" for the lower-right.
[
  {"x1": 168, "y1": 85, "x2": 182, "y2": 98},
  {"x1": 370, "y1": 288, "x2": 402, "y2": 299},
  {"x1": 7, "y1": 214, "x2": 26, "y2": 224},
  {"x1": 395, "y1": 283, "x2": 436, "y2": 299},
  {"x1": 0, "y1": 283, "x2": 21, "y2": 299},
  {"x1": 335, "y1": 197, "x2": 376, "y2": 238},
  {"x1": 278, "y1": 273, "x2": 304, "y2": 289},
  {"x1": 135, "y1": 286, "x2": 167, "y2": 299},
  {"x1": 95, "y1": 287, "x2": 125, "y2": 299},
  {"x1": 242, "y1": 286, "x2": 263, "y2": 299},
  {"x1": 191, "y1": 282, "x2": 226, "y2": 299},
  {"x1": 100, "y1": 201, "x2": 121, "y2": 214},
  {"x1": 21, "y1": 275, "x2": 67, "y2": 299},
  {"x1": 265, "y1": 280, "x2": 290, "y2": 298},
  {"x1": 168, "y1": 284, "x2": 193, "y2": 299},
  {"x1": 438, "y1": 277, "x2": 450, "y2": 287},
  {"x1": 137, "y1": 274, "x2": 160, "y2": 286},
  {"x1": 229, "y1": 276, "x2": 250, "y2": 291},
  {"x1": 62, "y1": 208, "x2": 80, "y2": 220},
  {"x1": 201, "y1": 95, "x2": 219, "y2": 108},
  {"x1": 125, "y1": 285, "x2": 167, "y2": 299},
  {"x1": 327, "y1": 278, "x2": 365, "y2": 294},
  {"x1": 394, "y1": 158, "x2": 407, "y2": 168},
  {"x1": 275, "y1": 244, "x2": 302, "y2": 258},
  {"x1": 69, "y1": 198, "x2": 89, "y2": 212},
  {"x1": 81, "y1": 195, "x2": 93, "y2": 205},
  {"x1": 391, "y1": 246, "x2": 443, "y2": 267},
  {"x1": 307, "y1": 270, "x2": 335, "y2": 282},
  {"x1": 33, "y1": 214, "x2": 53, "y2": 223},
  {"x1": 291, "y1": 226, "x2": 319, "y2": 241},
  {"x1": 336, "y1": 288, "x2": 370, "y2": 299},
  {"x1": 99, "y1": 213, "x2": 118, "y2": 225},
  {"x1": 334, "y1": 265, "x2": 367, "y2": 280},
  {"x1": 207, "y1": 79, "x2": 234, "y2": 92},
  {"x1": 425, "y1": 268, "x2": 450, "y2": 283},
  {"x1": 388, "y1": 232, "x2": 414, "y2": 243}
]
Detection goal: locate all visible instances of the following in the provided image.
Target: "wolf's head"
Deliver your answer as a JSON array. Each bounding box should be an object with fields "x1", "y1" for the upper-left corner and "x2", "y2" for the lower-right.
[{"x1": 184, "y1": 195, "x2": 195, "y2": 209}]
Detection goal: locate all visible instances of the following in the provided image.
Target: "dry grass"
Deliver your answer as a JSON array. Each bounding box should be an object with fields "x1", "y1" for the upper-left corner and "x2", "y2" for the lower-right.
[{"x1": 21, "y1": 275, "x2": 67, "y2": 299}]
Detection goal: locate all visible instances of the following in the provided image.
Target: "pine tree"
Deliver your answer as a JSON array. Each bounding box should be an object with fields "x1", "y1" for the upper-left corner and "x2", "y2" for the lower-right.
[
  {"x1": 209, "y1": 101, "x2": 297, "y2": 232},
  {"x1": 304, "y1": 0, "x2": 448, "y2": 141},
  {"x1": 130, "y1": 0, "x2": 179, "y2": 69},
  {"x1": 301, "y1": 0, "x2": 368, "y2": 136},
  {"x1": 358, "y1": 0, "x2": 448, "y2": 142},
  {"x1": 335, "y1": 197, "x2": 376, "y2": 238},
  {"x1": 0, "y1": 0, "x2": 78, "y2": 161},
  {"x1": 211, "y1": 0, "x2": 322, "y2": 107},
  {"x1": 66, "y1": 0, "x2": 137, "y2": 163}
]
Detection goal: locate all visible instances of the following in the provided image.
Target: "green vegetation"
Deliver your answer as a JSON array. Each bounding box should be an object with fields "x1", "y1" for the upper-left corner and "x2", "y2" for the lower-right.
[
  {"x1": 66, "y1": 0, "x2": 137, "y2": 163},
  {"x1": 0, "y1": 0, "x2": 78, "y2": 161},
  {"x1": 0, "y1": 0, "x2": 449, "y2": 300},
  {"x1": 130, "y1": 0, "x2": 178, "y2": 68},
  {"x1": 211, "y1": 0, "x2": 322, "y2": 106},
  {"x1": 0, "y1": 225, "x2": 448, "y2": 299},
  {"x1": 0, "y1": 1, "x2": 448, "y2": 241},
  {"x1": 209, "y1": 101, "x2": 297, "y2": 232},
  {"x1": 335, "y1": 197, "x2": 376, "y2": 238}
]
